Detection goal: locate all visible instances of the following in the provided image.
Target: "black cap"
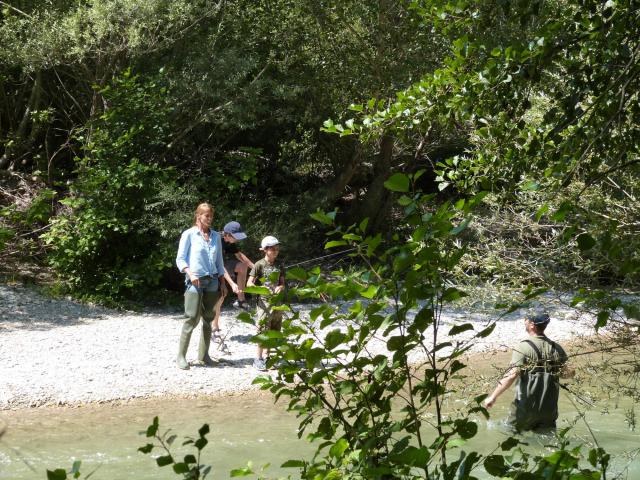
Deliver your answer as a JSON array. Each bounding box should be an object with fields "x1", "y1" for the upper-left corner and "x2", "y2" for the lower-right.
[
  {"x1": 526, "y1": 311, "x2": 551, "y2": 325},
  {"x1": 223, "y1": 221, "x2": 247, "y2": 240}
]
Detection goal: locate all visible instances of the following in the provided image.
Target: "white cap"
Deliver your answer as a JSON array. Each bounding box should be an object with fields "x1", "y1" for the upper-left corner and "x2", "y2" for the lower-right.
[{"x1": 260, "y1": 235, "x2": 280, "y2": 249}]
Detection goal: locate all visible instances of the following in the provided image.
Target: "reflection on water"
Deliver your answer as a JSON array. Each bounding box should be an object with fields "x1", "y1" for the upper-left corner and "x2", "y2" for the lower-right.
[{"x1": 1, "y1": 390, "x2": 639, "y2": 479}]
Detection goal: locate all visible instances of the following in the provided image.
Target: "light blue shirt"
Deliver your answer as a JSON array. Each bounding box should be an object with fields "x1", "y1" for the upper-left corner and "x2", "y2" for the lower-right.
[{"x1": 176, "y1": 227, "x2": 224, "y2": 279}]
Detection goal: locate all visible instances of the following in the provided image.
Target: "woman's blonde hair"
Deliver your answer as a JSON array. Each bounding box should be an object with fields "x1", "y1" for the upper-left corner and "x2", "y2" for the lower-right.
[{"x1": 193, "y1": 202, "x2": 214, "y2": 226}]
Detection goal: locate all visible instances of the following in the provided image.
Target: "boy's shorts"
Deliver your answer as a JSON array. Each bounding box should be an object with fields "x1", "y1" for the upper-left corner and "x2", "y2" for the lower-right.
[{"x1": 256, "y1": 303, "x2": 283, "y2": 333}]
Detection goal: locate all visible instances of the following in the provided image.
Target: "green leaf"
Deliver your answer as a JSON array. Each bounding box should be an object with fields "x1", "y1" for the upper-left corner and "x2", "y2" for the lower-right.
[
  {"x1": 384, "y1": 173, "x2": 410, "y2": 192},
  {"x1": 501, "y1": 436, "x2": 520, "y2": 451},
  {"x1": 194, "y1": 437, "x2": 208, "y2": 450},
  {"x1": 172, "y1": 463, "x2": 190, "y2": 474},
  {"x1": 454, "y1": 418, "x2": 478, "y2": 439},
  {"x1": 360, "y1": 285, "x2": 378, "y2": 299},
  {"x1": 46, "y1": 469, "x2": 67, "y2": 480},
  {"x1": 244, "y1": 286, "x2": 271, "y2": 296},
  {"x1": 441, "y1": 287, "x2": 468, "y2": 302},
  {"x1": 287, "y1": 267, "x2": 307, "y2": 282},
  {"x1": 446, "y1": 438, "x2": 466, "y2": 448},
  {"x1": 329, "y1": 438, "x2": 349, "y2": 459},
  {"x1": 596, "y1": 310, "x2": 610, "y2": 330},
  {"x1": 484, "y1": 455, "x2": 507, "y2": 475},
  {"x1": 156, "y1": 455, "x2": 174, "y2": 467},
  {"x1": 325, "y1": 240, "x2": 348, "y2": 249},
  {"x1": 146, "y1": 417, "x2": 159, "y2": 437},
  {"x1": 476, "y1": 323, "x2": 496, "y2": 338},
  {"x1": 576, "y1": 233, "x2": 596, "y2": 251},
  {"x1": 310, "y1": 209, "x2": 335, "y2": 225},
  {"x1": 138, "y1": 443, "x2": 154, "y2": 454},
  {"x1": 281, "y1": 459, "x2": 305, "y2": 468},
  {"x1": 390, "y1": 446, "x2": 430, "y2": 468},
  {"x1": 236, "y1": 311, "x2": 254, "y2": 325},
  {"x1": 535, "y1": 203, "x2": 549, "y2": 221},
  {"x1": 622, "y1": 303, "x2": 640, "y2": 320},
  {"x1": 552, "y1": 202, "x2": 573, "y2": 221},
  {"x1": 198, "y1": 424, "x2": 210, "y2": 437},
  {"x1": 387, "y1": 336, "x2": 405, "y2": 351},
  {"x1": 230, "y1": 464, "x2": 254, "y2": 477},
  {"x1": 448, "y1": 323, "x2": 474, "y2": 336},
  {"x1": 451, "y1": 217, "x2": 471, "y2": 235},
  {"x1": 398, "y1": 195, "x2": 413, "y2": 206},
  {"x1": 325, "y1": 329, "x2": 346, "y2": 350}
]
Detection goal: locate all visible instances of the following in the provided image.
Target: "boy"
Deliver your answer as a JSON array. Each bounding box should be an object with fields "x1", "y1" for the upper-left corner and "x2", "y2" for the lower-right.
[{"x1": 247, "y1": 235, "x2": 285, "y2": 371}]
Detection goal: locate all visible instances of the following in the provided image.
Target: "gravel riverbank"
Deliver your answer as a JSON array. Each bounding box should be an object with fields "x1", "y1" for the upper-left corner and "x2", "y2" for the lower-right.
[{"x1": 0, "y1": 284, "x2": 592, "y2": 410}]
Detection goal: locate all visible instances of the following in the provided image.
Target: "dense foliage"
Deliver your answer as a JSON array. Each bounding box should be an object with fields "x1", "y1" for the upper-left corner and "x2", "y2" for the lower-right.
[{"x1": 1, "y1": 0, "x2": 637, "y2": 304}]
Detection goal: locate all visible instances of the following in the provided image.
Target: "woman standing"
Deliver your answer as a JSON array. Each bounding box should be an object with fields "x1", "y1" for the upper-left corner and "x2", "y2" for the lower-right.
[{"x1": 175, "y1": 203, "x2": 225, "y2": 369}]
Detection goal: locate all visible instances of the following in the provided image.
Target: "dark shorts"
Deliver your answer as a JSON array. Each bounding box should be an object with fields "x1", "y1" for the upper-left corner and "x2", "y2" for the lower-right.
[{"x1": 224, "y1": 258, "x2": 239, "y2": 276}]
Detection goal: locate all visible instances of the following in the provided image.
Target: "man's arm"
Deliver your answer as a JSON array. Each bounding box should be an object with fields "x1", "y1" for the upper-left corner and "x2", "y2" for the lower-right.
[{"x1": 484, "y1": 365, "x2": 520, "y2": 408}]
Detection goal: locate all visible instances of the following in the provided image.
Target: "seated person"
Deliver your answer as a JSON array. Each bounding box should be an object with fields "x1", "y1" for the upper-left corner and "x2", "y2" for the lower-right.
[{"x1": 211, "y1": 221, "x2": 254, "y2": 339}]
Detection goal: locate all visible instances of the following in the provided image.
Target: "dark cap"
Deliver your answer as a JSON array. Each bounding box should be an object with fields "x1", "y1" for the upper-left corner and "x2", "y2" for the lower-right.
[
  {"x1": 526, "y1": 311, "x2": 551, "y2": 325},
  {"x1": 223, "y1": 221, "x2": 247, "y2": 240}
]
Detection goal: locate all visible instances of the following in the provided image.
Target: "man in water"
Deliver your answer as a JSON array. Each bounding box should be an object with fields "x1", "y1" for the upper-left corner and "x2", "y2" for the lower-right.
[{"x1": 483, "y1": 311, "x2": 574, "y2": 432}]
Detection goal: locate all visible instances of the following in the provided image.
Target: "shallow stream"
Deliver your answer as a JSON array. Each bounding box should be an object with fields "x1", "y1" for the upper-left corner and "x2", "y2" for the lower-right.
[{"x1": 1, "y1": 388, "x2": 639, "y2": 479}]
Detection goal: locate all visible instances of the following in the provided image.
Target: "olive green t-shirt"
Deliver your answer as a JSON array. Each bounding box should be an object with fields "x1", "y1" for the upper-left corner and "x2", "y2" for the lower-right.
[
  {"x1": 249, "y1": 258, "x2": 285, "y2": 293},
  {"x1": 510, "y1": 335, "x2": 568, "y2": 373}
]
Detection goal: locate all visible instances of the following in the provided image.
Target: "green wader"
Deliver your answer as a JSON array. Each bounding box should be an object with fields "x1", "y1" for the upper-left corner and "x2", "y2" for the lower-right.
[
  {"x1": 507, "y1": 339, "x2": 562, "y2": 432},
  {"x1": 177, "y1": 284, "x2": 219, "y2": 369}
]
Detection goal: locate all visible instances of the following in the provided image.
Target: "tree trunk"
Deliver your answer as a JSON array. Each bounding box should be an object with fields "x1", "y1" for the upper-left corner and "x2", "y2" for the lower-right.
[
  {"x1": 0, "y1": 71, "x2": 42, "y2": 171},
  {"x1": 344, "y1": 134, "x2": 395, "y2": 232}
]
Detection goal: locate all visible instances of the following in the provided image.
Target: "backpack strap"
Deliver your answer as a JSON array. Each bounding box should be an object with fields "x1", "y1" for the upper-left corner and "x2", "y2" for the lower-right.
[
  {"x1": 523, "y1": 339, "x2": 542, "y2": 361},
  {"x1": 523, "y1": 338, "x2": 559, "y2": 373}
]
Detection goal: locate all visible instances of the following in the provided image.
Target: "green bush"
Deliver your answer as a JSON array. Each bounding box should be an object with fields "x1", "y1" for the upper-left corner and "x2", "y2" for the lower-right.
[{"x1": 42, "y1": 69, "x2": 183, "y2": 304}]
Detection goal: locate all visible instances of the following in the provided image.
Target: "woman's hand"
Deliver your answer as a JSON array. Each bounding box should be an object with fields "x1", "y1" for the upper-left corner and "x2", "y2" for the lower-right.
[{"x1": 232, "y1": 283, "x2": 240, "y2": 294}]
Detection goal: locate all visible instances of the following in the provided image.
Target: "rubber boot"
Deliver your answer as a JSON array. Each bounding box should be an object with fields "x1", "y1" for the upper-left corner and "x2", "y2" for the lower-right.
[
  {"x1": 177, "y1": 326, "x2": 192, "y2": 370},
  {"x1": 178, "y1": 288, "x2": 202, "y2": 370},
  {"x1": 198, "y1": 290, "x2": 219, "y2": 366},
  {"x1": 198, "y1": 321, "x2": 215, "y2": 366}
]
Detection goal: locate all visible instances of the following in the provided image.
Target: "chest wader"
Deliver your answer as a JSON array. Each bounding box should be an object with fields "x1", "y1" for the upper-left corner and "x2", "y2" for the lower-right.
[
  {"x1": 507, "y1": 339, "x2": 562, "y2": 432},
  {"x1": 177, "y1": 278, "x2": 220, "y2": 370}
]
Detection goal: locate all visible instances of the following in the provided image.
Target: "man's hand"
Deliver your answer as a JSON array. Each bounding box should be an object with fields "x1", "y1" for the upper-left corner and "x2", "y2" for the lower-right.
[
  {"x1": 560, "y1": 364, "x2": 575, "y2": 379},
  {"x1": 220, "y1": 282, "x2": 228, "y2": 296},
  {"x1": 483, "y1": 396, "x2": 496, "y2": 408}
]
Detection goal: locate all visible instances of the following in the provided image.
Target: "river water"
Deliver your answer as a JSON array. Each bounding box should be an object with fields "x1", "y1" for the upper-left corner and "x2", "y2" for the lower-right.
[{"x1": 1, "y1": 388, "x2": 638, "y2": 479}]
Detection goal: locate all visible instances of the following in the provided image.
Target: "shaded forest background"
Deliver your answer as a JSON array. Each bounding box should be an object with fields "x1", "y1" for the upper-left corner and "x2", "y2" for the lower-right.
[{"x1": 0, "y1": 0, "x2": 638, "y2": 308}]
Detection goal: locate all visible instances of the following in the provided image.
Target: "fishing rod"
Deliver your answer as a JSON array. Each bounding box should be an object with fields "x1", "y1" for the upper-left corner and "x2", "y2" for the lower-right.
[
  {"x1": 285, "y1": 247, "x2": 357, "y2": 269},
  {"x1": 559, "y1": 383, "x2": 596, "y2": 408}
]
